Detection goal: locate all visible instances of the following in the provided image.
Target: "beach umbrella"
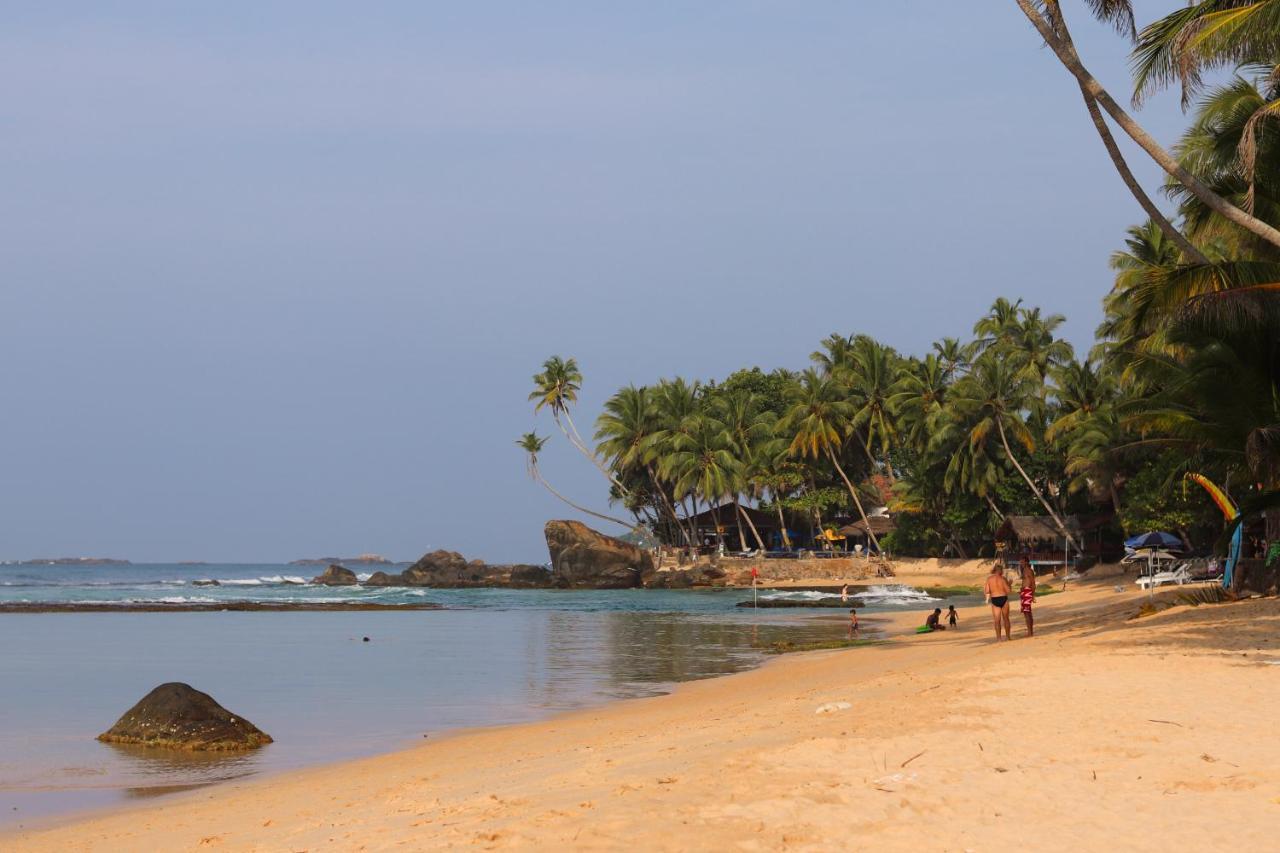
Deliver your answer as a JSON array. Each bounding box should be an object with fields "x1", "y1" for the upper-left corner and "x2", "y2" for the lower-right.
[
  {"x1": 1124, "y1": 532, "x2": 1181, "y2": 599},
  {"x1": 1123, "y1": 531, "x2": 1183, "y2": 551}
]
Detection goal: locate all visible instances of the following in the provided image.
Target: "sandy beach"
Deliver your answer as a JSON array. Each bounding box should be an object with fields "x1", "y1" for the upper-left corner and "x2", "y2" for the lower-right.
[{"x1": 6, "y1": 574, "x2": 1278, "y2": 851}]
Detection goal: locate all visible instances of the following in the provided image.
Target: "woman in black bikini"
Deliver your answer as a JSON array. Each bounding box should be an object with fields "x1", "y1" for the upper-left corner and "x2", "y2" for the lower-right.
[{"x1": 984, "y1": 564, "x2": 1012, "y2": 642}]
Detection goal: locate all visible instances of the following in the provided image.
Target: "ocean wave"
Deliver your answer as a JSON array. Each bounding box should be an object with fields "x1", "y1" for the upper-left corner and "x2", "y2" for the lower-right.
[
  {"x1": 356, "y1": 573, "x2": 372, "y2": 582},
  {"x1": 757, "y1": 590, "x2": 836, "y2": 601},
  {"x1": 850, "y1": 585, "x2": 939, "y2": 606}
]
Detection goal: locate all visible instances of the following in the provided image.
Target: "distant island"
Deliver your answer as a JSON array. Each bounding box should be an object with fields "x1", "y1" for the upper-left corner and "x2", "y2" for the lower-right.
[
  {"x1": 15, "y1": 557, "x2": 131, "y2": 566},
  {"x1": 289, "y1": 554, "x2": 394, "y2": 566}
]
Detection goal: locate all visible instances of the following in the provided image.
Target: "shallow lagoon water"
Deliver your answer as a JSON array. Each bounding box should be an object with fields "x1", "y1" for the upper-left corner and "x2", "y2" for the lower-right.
[{"x1": 0, "y1": 564, "x2": 939, "y2": 827}]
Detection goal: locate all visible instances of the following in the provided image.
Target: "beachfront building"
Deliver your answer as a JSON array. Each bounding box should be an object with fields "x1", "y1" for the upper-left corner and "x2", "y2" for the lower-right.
[
  {"x1": 837, "y1": 514, "x2": 895, "y2": 555},
  {"x1": 994, "y1": 515, "x2": 1083, "y2": 573}
]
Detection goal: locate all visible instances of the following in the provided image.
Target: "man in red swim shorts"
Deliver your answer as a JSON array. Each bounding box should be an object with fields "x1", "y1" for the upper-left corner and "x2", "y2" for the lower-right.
[{"x1": 1019, "y1": 556, "x2": 1036, "y2": 638}]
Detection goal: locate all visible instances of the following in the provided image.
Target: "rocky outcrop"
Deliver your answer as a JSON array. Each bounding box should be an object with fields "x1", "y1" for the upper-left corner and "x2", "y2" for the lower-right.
[
  {"x1": 97, "y1": 683, "x2": 272, "y2": 751},
  {"x1": 544, "y1": 520, "x2": 654, "y2": 589},
  {"x1": 644, "y1": 564, "x2": 728, "y2": 589},
  {"x1": 312, "y1": 564, "x2": 358, "y2": 586},
  {"x1": 369, "y1": 550, "x2": 552, "y2": 588}
]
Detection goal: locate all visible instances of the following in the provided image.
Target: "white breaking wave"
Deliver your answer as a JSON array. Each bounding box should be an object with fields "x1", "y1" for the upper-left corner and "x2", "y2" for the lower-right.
[
  {"x1": 757, "y1": 590, "x2": 837, "y2": 601},
  {"x1": 850, "y1": 585, "x2": 940, "y2": 606}
]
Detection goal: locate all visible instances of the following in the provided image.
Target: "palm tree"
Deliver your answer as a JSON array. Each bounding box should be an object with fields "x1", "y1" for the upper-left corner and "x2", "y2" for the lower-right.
[
  {"x1": 846, "y1": 336, "x2": 900, "y2": 483},
  {"x1": 1013, "y1": 307, "x2": 1075, "y2": 389},
  {"x1": 972, "y1": 297, "x2": 1024, "y2": 353},
  {"x1": 1048, "y1": 358, "x2": 1114, "y2": 442},
  {"x1": 660, "y1": 414, "x2": 740, "y2": 551},
  {"x1": 950, "y1": 356, "x2": 1083, "y2": 551},
  {"x1": 890, "y1": 355, "x2": 948, "y2": 456},
  {"x1": 1038, "y1": 0, "x2": 1209, "y2": 262},
  {"x1": 1131, "y1": 1, "x2": 1280, "y2": 108},
  {"x1": 1062, "y1": 408, "x2": 1128, "y2": 514},
  {"x1": 530, "y1": 356, "x2": 632, "y2": 497},
  {"x1": 516, "y1": 432, "x2": 634, "y2": 528},
  {"x1": 932, "y1": 337, "x2": 972, "y2": 380},
  {"x1": 1011, "y1": 0, "x2": 1280, "y2": 251},
  {"x1": 778, "y1": 369, "x2": 881, "y2": 552},
  {"x1": 595, "y1": 385, "x2": 693, "y2": 547}
]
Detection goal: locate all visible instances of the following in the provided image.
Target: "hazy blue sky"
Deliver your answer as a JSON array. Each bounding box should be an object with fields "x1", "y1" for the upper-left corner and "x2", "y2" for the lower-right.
[{"x1": 2, "y1": 2, "x2": 1199, "y2": 562}]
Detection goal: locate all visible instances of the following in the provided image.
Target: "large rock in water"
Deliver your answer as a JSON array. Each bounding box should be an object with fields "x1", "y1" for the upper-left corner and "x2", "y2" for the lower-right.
[
  {"x1": 395, "y1": 550, "x2": 553, "y2": 588},
  {"x1": 544, "y1": 520, "x2": 654, "y2": 588},
  {"x1": 97, "y1": 682, "x2": 272, "y2": 751},
  {"x1": 312, "y1": 564, "x2": 357, "y2": 585}
]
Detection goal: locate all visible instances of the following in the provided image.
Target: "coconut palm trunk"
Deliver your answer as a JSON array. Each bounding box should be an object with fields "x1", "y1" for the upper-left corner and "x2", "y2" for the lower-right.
[
  {"x1": 531, "y1": 466, "x2": 634, "y2": 529},
  {"x1": 1044, "y1": 7, "x2": 1209, "y2": 263},
  {"x1": 736, "y1": 502, "x2": 767, "y2": 551},
  {"x1": 648, "y1": 467, "x2": 692, "y2": 548},
  {"x1": 773, "y1": 501, "x2": 792, "y2": 551},
  {"x1": 1012, "y1": 0, "x2": 1280, "y2": 251},
  {"x1": 555, "y1": 410, "x2": 634, "y2": 497},
  {"x1": 985, "y1": 495, "x2": 1006, "y2": 522},
  {"x1": 995, "y1": 420, "x2": 1083, "y2": 552},
  {"x1": 825, "y1": 446, "x2": 881, "y2": 552}
]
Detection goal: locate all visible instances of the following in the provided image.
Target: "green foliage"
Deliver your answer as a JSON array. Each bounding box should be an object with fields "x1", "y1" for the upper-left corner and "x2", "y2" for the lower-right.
[{"x1": 1117, "y1": 452, "x2": 1206, "y2": 536}]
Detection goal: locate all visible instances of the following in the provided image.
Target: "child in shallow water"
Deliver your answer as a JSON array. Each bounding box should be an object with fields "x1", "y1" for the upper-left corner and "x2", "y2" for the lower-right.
[{"x1": 847, "y1": 608, "x2": 859, "y2": 639}]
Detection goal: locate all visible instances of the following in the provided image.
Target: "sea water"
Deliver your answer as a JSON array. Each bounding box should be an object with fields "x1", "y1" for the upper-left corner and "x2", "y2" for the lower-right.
[{"x1": 0, "y1": 564, "x2": 942, "y2": 827}]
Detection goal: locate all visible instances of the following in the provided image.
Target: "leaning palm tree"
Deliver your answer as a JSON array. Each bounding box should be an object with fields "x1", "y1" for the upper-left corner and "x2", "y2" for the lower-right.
[
  {"x1": 530, "y1": 356, "x2": 632, "y2": 498},
  {"x1": 516, "y1": 432, "x2": 634, "y2": 528},
  {"x1": 1011, "y1": 0, "x2": 1280, "y2": 251},
  {"x1": 949, "y1": 356, "x2": 1083, "y2": 551},
  {"x1": 1038, "y1": 1, "x2": 1209, "y2": 261},
  {"x1": 778, "y1": 369, "x2": 881, "y2": 552}
]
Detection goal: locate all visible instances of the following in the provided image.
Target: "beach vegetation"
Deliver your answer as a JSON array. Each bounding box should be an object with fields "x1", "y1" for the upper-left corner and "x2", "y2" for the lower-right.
[{"x1": 521, "y1": 4, "x2": 1280, "y2": 563}]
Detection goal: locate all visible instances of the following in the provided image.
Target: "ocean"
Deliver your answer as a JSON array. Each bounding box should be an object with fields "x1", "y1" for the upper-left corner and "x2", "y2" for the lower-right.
[{"x1": 0, "y1": 563, "x2": 945, "y2": 827}]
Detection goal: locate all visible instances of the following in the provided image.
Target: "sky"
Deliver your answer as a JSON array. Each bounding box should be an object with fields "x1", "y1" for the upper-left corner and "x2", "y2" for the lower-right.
[{"x1": 0, "y1": 1, "x2": 1202, "y2": 563}]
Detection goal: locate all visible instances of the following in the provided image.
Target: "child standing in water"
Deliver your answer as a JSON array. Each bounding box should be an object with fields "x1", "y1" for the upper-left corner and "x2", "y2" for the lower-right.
[{"x1": 847, "y1": 608, "x2": 859, "y2": 639}]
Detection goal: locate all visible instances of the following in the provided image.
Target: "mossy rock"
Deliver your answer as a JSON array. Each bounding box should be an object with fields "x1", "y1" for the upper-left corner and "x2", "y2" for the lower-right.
[{"x1": 97, "y1": 682, "x2": 272, "y2": 751}]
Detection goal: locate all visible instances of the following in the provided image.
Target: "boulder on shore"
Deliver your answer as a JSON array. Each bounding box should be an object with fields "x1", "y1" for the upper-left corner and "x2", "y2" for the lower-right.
[
  {"x1": 97, "y1": 682, "x2": 272, "y2": 751},
  {"x1": 312, "y1": 564, "x2": 358, "y2": 586},
  {"x1": 544, "y1": 520, "x2": 654, "y2": 588}
]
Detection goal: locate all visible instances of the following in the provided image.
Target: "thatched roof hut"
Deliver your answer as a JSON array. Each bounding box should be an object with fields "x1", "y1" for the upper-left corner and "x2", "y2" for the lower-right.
[
  {"x1": 837, "y1": 515, "x2": 896, "y2": 538},
  {"x1": 994, "y1": 515, "x2": 1081, "y2": 544}
]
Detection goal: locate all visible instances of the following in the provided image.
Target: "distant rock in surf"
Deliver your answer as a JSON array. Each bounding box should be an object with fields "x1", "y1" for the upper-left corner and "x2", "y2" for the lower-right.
[
  {"x1": 290, "y1": 554, "x2": 393, "y2": 566},
  {"x1": 97, "y1": 682, "x2": 272, "y2": 751},
  {"x1": 364, "y1": 570, "x2": 402, "y2": 587},
  {"x1": 312, "y1": 564, "x2": 358, "y2": 586}
]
